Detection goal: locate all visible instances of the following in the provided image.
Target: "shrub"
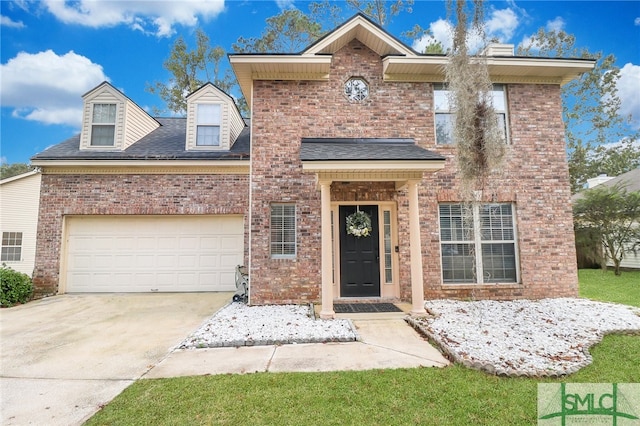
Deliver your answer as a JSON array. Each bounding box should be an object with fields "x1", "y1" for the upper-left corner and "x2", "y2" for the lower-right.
[{"x1": 0, "y1": 264, "x2": 33, "y2": 307}]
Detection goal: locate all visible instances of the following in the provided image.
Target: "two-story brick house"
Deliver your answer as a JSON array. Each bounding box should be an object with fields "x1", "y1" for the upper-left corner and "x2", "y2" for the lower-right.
[{"x1": 31, "y1": 15, "x2": 594, "y2": 318}]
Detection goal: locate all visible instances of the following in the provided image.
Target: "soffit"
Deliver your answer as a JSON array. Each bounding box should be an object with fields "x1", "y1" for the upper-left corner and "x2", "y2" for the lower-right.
[
  {"x1": 33, "y1": 160, "x2": 250, "y2": 175},
  {"x1": 383, "y1": 56, "x2": 595, "y2": 85}
]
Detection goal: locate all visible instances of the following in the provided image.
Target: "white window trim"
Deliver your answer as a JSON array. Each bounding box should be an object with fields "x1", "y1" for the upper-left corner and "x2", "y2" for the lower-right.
[
  {"x1": 195, "y1": 103, "x2": 222, "y2": 147},
  {"x1": 89, "y1": 103, "x2": 117, "y2": 147},
  {"x1": 434, "y1": 84, "x2": 510, "y2": 146},
  {"x1": 270, "y1": 203, "x2": 297, "y2": 259},
  {"x1": 1, "y1": 231, "x2": 23, "y2": 262},
  {"x1": 439, "y1": 203, "x2": 520, "y2": 285}
]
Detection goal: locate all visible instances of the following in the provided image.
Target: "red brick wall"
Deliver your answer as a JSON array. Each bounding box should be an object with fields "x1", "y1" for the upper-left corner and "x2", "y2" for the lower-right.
[
  {"x1": 249, "y1": 39, "x2": 578, "y2": 304},
  {"x1": 32, "y1": 173, "x2": 249, "y2": 296}
]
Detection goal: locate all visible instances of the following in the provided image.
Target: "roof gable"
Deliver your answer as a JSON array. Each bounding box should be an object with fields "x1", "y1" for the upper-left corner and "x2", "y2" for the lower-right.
[
  {"x1": 303, "y1": 14, "x2": 416, "y2": 57},
  {"x1": 82, "y1": 81, "x2": 127, "y2": 103},
  {"x1": 187, "y1": 82, "x2": 237, "y2": 104}
]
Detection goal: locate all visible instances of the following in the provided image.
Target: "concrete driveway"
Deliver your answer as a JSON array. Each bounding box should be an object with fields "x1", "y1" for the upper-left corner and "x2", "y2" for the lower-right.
[{"x1": 0, "y1": 293, "x2": 230, "y2": 425}]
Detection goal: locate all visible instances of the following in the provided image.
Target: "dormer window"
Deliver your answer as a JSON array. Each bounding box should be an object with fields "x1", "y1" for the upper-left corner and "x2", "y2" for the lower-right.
[
  {"x1": 90, "y1": 104, "x2": 117, "y2": 146},
  {"x1": 185, "y1": 83, "x2": 245, "y2": 151},
  {"x1": 196, "y1": 104, "x2": 221, "y2": 147}
]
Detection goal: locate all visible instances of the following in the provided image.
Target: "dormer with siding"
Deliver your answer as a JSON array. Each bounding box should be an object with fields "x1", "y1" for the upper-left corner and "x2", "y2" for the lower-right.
[
  {"x1": 185, "y1": 83, "x2": 245, "y2": 151},
  {"x1": 79, "y1": 82, "x2": 160, "y2": 151}
]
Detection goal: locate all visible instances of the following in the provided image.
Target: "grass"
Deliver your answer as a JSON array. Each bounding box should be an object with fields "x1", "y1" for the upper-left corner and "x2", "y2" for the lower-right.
[
  {"x1": 579, "y1": 268, "x2": 640, "y2": 307},
  {"x1": 86, "y1": 270, "x2": 640, "y2": 426}
]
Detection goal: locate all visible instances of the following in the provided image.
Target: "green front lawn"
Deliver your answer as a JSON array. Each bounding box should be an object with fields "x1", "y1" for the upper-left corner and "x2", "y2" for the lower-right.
[
  {"x1": 86, "y1": 270, "x2": 640, "y2": 426},
  {"x1": 579, "y1": 268, "x2": 640, "y2": 307}
]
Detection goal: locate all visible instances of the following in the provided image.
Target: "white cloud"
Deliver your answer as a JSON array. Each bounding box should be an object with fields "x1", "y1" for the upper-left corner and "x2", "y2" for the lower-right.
[
  {"x1": 412, "y1": 18, "x2": 452, "y2": 53},
  {"x1": 41, "y1": 0, "x2": 225, "y2": 37},
  {"x1": 12, "y1": 107, "x2": 83, "y2": 126},
  {"x1": 0, "y1": 50, "x2": 108, "y2": 127},
  {"x1": 1, "y1": 15, "x2": 25, "y2": 28},
  {"x1": 545, "y1": 16, "x2": 566, "y2": 32},
  {"x1": 617, "y1": 63, "x2": 640, "y2": 129},
  {"x1": 634, "y1": 17, "x2": 640, "y2": 26},
  {"x1": 412, "y1": 8, "x2": 520, "y2": 54},
  {"x1": 275, "y1": 0, "x2": 296, "y2": 10},
  {"x1": 485, "y1": 8, "x2": 519, "y2": 41}
]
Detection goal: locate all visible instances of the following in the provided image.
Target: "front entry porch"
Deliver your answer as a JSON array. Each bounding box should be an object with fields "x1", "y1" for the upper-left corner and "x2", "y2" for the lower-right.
[{"x1": 300, "y1": 138, "x2": 446, "y2": 319}]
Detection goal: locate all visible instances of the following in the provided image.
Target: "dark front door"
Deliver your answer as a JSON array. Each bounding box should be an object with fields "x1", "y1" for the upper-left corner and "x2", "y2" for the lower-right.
[{"x1": 339, "y1": 205, "x2": 380, "y2": 297}]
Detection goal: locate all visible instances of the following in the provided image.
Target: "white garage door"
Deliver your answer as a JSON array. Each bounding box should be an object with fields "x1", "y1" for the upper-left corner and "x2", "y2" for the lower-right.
[{"x1": 64, "y1": 216, "x2": 244, "y2": 292}]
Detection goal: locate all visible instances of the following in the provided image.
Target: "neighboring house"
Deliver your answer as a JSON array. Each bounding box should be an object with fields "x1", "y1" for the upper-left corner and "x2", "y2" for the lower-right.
[
  {"x1": 31, "y1": 15, "x2": 594, "y2": 317},
  {"x1": 0, "y1": 170, "x2": 42, "y2": 276},
  {"x1": 573, "y1": 168, "x2": 640, "y2": 270}
]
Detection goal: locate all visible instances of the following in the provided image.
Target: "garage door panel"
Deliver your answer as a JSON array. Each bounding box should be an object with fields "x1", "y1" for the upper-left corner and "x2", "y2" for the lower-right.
[
  {"x1": 65, "y1": 216, "x2": 244, "y2": 292},
  {"x1": 92, "y1": 237, "x2": 114, "y2": 250},
  {"x1": 220, "y1": 236, "x2": 241, "y2": 249},
  {"x1": 178, "y1": 255, "x2": 196, "y2": 268},
  {"x1": 137, "y1": 237, "x2": 156, "y2": 250},
  {"x1": 220, "y1": 253, "x2": 240, "y2": 268},
  {"x1": 200, "y1": 237, "x2": 220, "y2": 250},
  {"x1": 113, "y1": 255, "x2": 134, "y2": 268},
  {"x1": 136, "y1": 255, "x2": 155, "y2": 268},
  {"x1": 157, "y1": 237, "x2": 178, "y2": 249},
  {"x1": 135, "y1": 274, "x2": 155, "y2": 287},
  {"x1": 69, "y1": 254, "x2": 92, "y2": 269},
  {"x1": 94, "y1": 255, "x2": 116, "y2": 269},
  {"x1": 156, "y1": 273, "x2": 177, "y2": 286},
  {"x1": 179, "y1": 237, "x2": 198, "y2": 250}
]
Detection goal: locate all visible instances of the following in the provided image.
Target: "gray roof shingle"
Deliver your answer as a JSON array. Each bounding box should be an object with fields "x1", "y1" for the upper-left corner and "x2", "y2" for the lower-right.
[
  {"x1": 300, "y1": 138, "x2": 445, "y2": 161},
  {"x1": 572, "y1": 168, "x2": 640, "y2": 201},
  {"x1": 31, "y1": 118, "x2": 250, "y2": 161}
]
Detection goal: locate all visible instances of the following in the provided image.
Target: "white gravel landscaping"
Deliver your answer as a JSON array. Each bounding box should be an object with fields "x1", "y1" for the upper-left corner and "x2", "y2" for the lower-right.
[
  {"x1": 180, "y1": 298, "x2": 640, "y2": 377},
  {"x1": 180, "y1": 303, "x2": 357, "y2": 348},
  {"x1": 407, "y1": 298, "x2": 640, "y2": 377}
]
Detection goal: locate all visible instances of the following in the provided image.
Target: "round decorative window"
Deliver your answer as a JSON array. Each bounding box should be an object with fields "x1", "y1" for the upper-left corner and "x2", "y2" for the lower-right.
[{"x1": 344, "y1": 77, "x2": 369, "y2": 102}]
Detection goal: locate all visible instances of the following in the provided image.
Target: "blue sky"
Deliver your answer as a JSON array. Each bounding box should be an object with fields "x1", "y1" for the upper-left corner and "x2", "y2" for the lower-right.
[{"x1": 1, "y1": 0, "x2": 639, "y2": 164}]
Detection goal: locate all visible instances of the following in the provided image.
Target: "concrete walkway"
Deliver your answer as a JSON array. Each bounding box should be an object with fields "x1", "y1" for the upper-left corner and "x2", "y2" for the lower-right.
[{"x1": 145, "y1": 315, "x2": 449, "y2": 378}]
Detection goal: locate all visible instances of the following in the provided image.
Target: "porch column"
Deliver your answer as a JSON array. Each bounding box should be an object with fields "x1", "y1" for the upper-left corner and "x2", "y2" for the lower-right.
[
  {"x1": 408, "y1": 179, "x2": 427, "y2": 315},
  {"x1": 319, "y1": 179, "x2": 335, "y2": 319}
]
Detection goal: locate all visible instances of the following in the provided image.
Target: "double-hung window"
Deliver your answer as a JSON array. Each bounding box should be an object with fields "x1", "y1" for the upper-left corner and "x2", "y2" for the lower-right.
[
  {"x1": 270, "y1": 204, "x2": 296, "y2": 258},
  {"x1": 439, "y1": 203, "x2": 518, "y2": 284},
  {"x1": 196, "y1": 104, "x2": 221, "y2": 146},
  {"x1": 434, "y1": 84, "x2": 509, "y2": 145},
  {"x1": 434, "y1": 86, "x2": 455, "y2": 145},
  {"x1": 90, "y1": 104, "x2": 116, "y2": 146},
  {"x1": 1, "y1": 232, "x2": 23, "y2": 262}
]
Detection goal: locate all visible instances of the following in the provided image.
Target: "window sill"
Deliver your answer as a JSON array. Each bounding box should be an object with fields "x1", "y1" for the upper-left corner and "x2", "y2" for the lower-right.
[
  {"x1": 191, "y1": 145, "x2": 226, "y2": 151},
  {"x1": 441, "y1": 282, "x2": 521, "y2": 290},
  {"x1": 83, "y1": 145, "x2": 120, "y2": 151}
]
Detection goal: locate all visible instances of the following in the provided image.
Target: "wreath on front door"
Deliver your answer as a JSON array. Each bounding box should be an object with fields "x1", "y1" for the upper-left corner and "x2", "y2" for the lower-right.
[{"x1": 346, "y1": 210, "x2": 372, "y2": 238}]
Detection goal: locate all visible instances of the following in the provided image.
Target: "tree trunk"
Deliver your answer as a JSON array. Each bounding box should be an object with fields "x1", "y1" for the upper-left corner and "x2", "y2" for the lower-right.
[{"x1": 613, "y1": 259, "x2": 622, "y2": 276}]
